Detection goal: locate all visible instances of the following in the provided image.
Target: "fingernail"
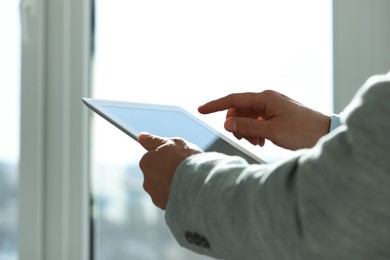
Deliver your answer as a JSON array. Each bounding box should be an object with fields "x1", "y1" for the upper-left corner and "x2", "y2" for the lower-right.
[{"x1": 225, "y1": 119, "x2": 237, "y2": 132}]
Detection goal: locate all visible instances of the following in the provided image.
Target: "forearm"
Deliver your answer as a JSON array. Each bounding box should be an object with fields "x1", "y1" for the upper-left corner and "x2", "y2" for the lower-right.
[
  {"x1": 165, "y1": 152, "x2": 306, "y2": 259},
  {"x1": 166, "y1": 127, "x2": 390, "y2": 260}
]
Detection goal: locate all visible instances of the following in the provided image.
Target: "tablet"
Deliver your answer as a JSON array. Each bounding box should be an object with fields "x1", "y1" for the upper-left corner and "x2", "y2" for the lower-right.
[{"x1": 82, "y1": 98, "x2": 265, "y2": 164}]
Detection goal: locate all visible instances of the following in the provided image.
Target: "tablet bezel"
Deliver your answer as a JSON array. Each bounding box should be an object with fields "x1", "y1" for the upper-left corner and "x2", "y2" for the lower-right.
[{"x1": 82, "y1": 98, "x2": 265, "y2": 164}]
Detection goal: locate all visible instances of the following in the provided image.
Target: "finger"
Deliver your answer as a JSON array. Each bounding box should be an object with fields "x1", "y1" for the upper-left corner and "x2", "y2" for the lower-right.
[
  {"x1": 244, "y1": 136, "x2": 266, "y2": 147},
  {"x1": 233, "y1": 132, "x2": 243, "y2": 140},
  {"x1": 226, "y1": 108, "x2": 241, "y2": 119},
  {"x1": 224, "y1": 117, "x2": 274, "y2": 141},
  {"x1": 232, "y1": 132, "x2": 265, "y2": 147},
  {"x1": 245, "y1": 136, "x2": 260, "y2": 146},
  {"x1": 138, "y1": 132, "x2": 167, "y2": 151},
  {"x1": 226, "y1": 108, "x2": 262, "y2": 120},
  {"x1": 258, "y1": 137, "x2": 265, "y2": 147},
  {"x1": 198, "y1": 92, "x2": 265, "y2": 114}
]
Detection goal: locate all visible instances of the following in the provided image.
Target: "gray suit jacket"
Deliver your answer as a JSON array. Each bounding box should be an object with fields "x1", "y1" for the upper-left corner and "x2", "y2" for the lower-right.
[{"x1": 165, "y1": 72, "x2": 390, "y2": 260}]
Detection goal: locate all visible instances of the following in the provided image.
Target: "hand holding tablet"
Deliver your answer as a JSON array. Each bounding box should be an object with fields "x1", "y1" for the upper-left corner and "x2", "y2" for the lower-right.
[{"x1": 82, "y1": 98, "x2": 265, "y2": 164}]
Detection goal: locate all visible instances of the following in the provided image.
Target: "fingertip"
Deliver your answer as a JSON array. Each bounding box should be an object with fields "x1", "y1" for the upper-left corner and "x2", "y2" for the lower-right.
[
  {"x1": 259, "y1": 138, "x2": 266, "y2": 147},
  {"x1": 137, "y1": 132, "x2": 151, "y2": 142},
  {"x1": 245, "y1": 137, "x2": 258, "y2": 146},
  {"x1": 233, "y1": 133, "x2": 243, "y2": 140},
  {"x1": 198, "y1": 103, "x2": 209, "y2": 114}
]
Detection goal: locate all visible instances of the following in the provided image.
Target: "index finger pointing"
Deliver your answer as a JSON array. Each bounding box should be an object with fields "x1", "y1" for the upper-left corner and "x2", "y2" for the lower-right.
[
  {"x1": 198, "y1": 94, "x2": 237, "y2": 114},
  {"x1": 198, "y1": 92, "x2": 264, "y2": 114}
]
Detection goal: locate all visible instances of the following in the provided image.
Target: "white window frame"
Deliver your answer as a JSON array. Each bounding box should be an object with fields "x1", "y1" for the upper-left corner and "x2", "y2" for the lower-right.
[
  {"x1": 18, "y1": 0, "x2": 390, "y2": 259},
  {"x1": 19, "y1": 0, "x2": 92, "y2": 259}
]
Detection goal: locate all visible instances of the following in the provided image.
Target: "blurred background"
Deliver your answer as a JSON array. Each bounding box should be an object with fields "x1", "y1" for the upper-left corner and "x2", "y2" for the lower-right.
[{"x1": 1, "y1": 0, "x2": 390, "y2": 259}]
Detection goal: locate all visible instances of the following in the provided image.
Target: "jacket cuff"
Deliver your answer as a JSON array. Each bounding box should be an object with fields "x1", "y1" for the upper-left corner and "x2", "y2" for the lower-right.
[{"x1": 329, "y1": 114, "x2": 341, "y2": 132}]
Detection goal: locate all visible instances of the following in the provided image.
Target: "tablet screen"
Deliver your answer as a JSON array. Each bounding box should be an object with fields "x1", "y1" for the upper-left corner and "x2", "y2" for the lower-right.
[
  {"x1": 102, "y1": 106, "x2": 217, "y2": 149},
  {"x1": 83, "y1": 98, "x2": 264, "y2": 164}
]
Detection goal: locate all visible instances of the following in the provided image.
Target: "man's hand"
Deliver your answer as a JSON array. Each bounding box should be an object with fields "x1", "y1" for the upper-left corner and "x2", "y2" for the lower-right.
[
  {"x1": 198, "y1": 90, "x2": 330, "y2": 150},
  {"x1": 138, "y1": 133, "x2": 202, "y2": 210}
]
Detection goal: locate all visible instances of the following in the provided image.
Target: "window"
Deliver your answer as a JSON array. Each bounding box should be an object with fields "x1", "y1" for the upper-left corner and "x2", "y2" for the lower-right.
[
  {"x1": 0, "y1": 1, "x2": 20, "y2": 259},
  {"x1": 18, "y1": 0, "x2": 91, "y2": 259},
  {"x1": 91, "y1": 0, "x2": 332, "y2": 259},
  {"x1": 13, "y1": 0, "x2": 390, "y2": 259}
]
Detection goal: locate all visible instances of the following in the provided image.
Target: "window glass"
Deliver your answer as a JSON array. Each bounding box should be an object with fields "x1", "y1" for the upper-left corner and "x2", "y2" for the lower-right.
[
  {"x1": 92, "y1": 1, "x2": 332, "y2": 259},
  {"x1": 0, "y1": 1, "x2": 20, "y2": 259}
]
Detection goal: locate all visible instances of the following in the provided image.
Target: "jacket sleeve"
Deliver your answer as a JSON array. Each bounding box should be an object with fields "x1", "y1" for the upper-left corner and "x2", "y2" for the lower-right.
[{"x1": 165, "y1": 73, "x2": 390, "y2": 260}]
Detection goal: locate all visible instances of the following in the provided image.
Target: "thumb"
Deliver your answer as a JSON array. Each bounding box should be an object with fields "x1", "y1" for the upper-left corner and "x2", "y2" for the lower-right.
[
  {"x1": 138, "y1": 132, "x2": 166, "y2": 151},
  {"x1": 224, "y1": 117, "x2": 273, "y2": 140}
]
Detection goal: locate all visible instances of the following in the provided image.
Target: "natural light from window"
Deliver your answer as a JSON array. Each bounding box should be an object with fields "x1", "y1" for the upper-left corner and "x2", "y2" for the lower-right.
[
  {"x1": 91, "y1": 0, "x2": 332, "y2": 259},
  {"x1": 0, "y1": 1, "x2": 20, "y2": 260}
]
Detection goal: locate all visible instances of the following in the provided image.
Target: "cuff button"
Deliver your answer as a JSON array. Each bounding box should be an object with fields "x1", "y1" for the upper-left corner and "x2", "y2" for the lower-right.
[{"x1": 185, "y1": 231, "x2": 194, "y2": 244}]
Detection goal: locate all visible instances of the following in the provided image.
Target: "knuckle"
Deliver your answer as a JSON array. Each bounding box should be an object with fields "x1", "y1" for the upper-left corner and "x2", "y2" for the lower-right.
[
  {"x1": 139, "y1": 153, "x2": 151, "y2": 171},
  {"x1": 261, "y1": 89, "x2": 277, "y2": 97},
  {"x1": 142, "y1": 180, "x2": 150, "y2": 193},
  {"x1": 172, "y1": 137, "x2": 185, "y2": 145},
  {"x1": 143, "y1": 179, "x2": 155, "y2": 197},
  {"x1": 226, "y1": 93, "x2": 237, "y2": 99},
  {"x1": 151, "y1": 197, "x2": 161, "y2": 208},
  {"x1": 139, "y1": 157, "x2": 147, "y2": 171}
]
